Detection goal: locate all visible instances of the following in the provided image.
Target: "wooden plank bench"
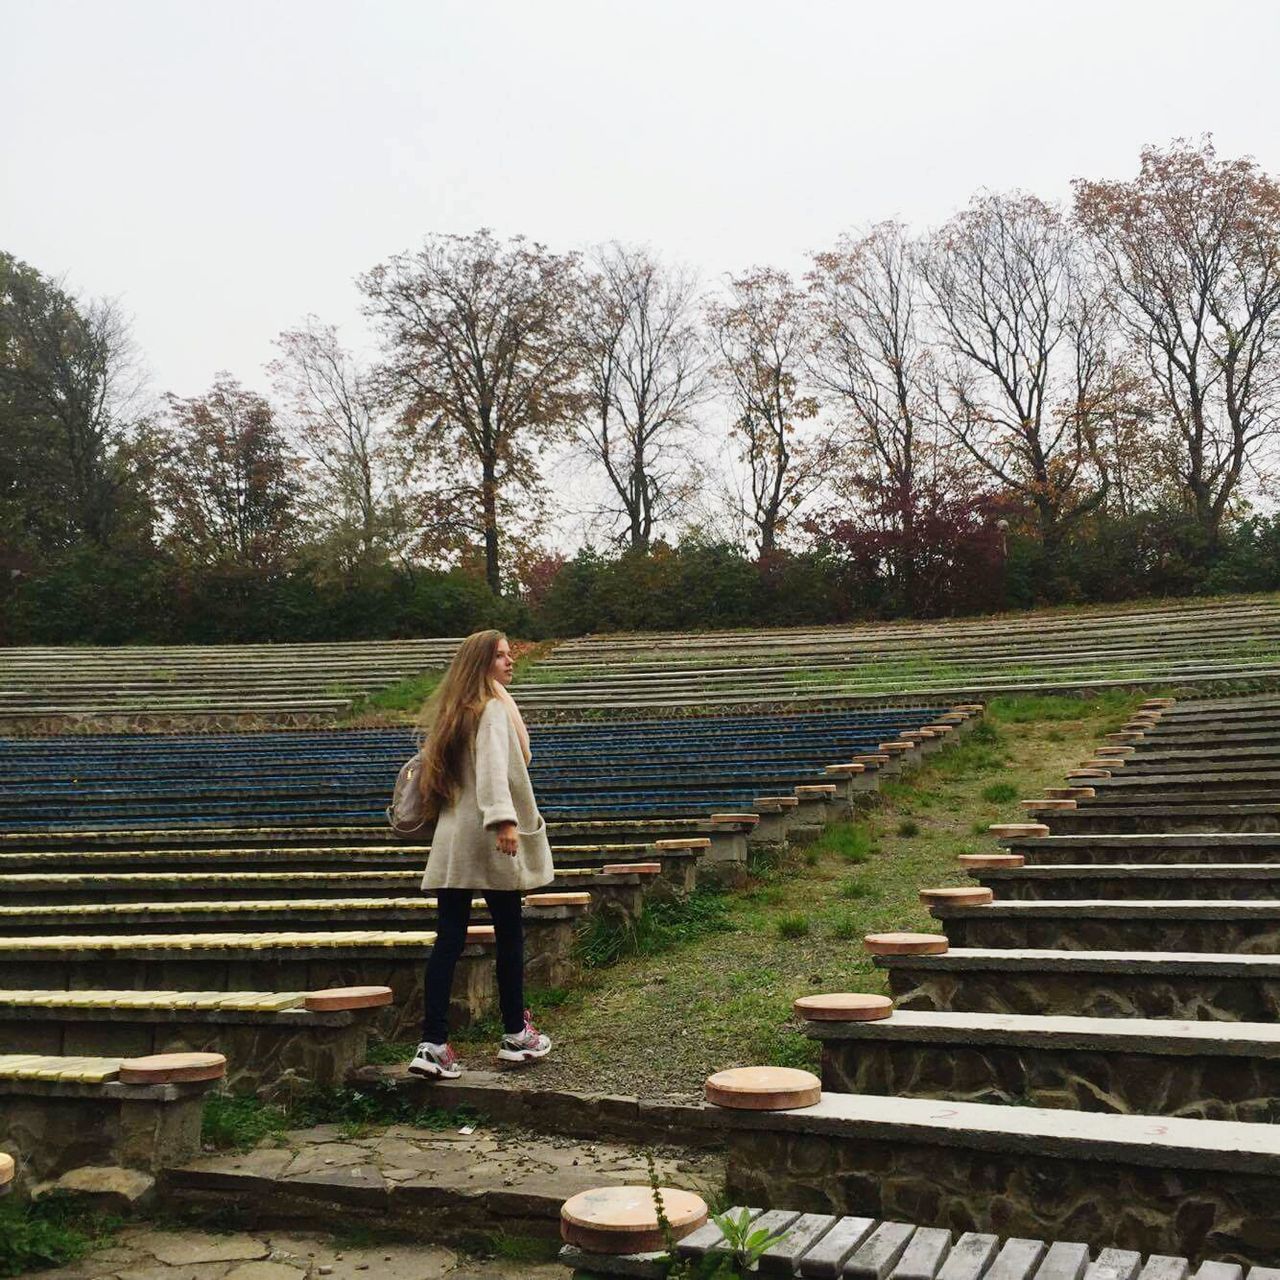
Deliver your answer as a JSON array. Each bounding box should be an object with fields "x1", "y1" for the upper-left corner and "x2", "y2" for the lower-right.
[
  {"x1": 561, "y1": 1205, "x2": 1280, "y2": 1280},
  {"x1": 0, "y1": 1050, "x2": 226, "y2": 1184},
  {"x1": 0, "y1": 986, "x2": 392, "y2": 1097},
  {"x1": 0, "y1": 889, "x2": 595, "y2": 937},
  {"x1": 0, "y1": 930, "x2": 496, "y2": 1039}
]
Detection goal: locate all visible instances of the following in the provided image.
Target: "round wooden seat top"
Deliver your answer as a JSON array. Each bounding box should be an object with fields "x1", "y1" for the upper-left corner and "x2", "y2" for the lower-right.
[
  {"x1": 794, "y1": 992, "x2": 893, "y2": 1022},
  {"x1": 118, "y1": 1052, "x2": 226, "y2": 1085},
  {"x1": 0, "y1": 1152, "x2": 13, "y2": 1186},
  {"x1": 957, "y1": 852, "x2": 1025, "y2": 869},
  {"x1": 919, "y1": 886, "x2": 994, "y2": 907},
  {"x1": 304, "y1": 985, "x2": 393, "y2": 1012},
  {"x1": 863, "y1": 931, "x2": 949, "y2": 956},
  {"x1": 561, "y1": 1184, "x2": 707, "y2": 1253},
  {"x1": 705, "y1": 1065, "x2": 822, "y2": 1110}
]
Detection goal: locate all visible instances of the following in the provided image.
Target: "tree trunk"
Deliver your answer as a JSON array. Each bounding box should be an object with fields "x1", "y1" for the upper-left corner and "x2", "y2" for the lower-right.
[{"x1": 481, "y1": 460, "x2": 500, "y2": 593}]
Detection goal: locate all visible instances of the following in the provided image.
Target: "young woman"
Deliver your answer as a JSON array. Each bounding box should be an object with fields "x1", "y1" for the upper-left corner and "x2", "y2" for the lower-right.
[{"x1": 408, "y1": 630, "x2": 554, "y2": 1079}]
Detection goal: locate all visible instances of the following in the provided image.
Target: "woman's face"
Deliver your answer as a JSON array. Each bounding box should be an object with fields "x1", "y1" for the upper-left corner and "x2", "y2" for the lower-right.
[{"x1": 490, "y1": 638, "x2": 514, "y2": 685}]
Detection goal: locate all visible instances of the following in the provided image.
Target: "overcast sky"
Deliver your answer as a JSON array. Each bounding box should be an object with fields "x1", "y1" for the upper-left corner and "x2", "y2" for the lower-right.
[{"x1": 5, "y1": 0, "x2": 1280, "y2": 403}]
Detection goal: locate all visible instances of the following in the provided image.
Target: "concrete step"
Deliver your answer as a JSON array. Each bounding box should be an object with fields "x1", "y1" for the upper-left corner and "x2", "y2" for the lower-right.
[
  {"x1": 1037, "y1": 804, "x2": 1280, "y2": 835},
  {"x1": 933, "y1": 899, "x2": 1280, "y2": 954},
  {"x1": 719, "y1": 1090, "x2": 1280, "y2": 1264},
  {"x1": 974, "y1": 863, "x2": 1280, "y2": 901},
  {"x1": 876, "y1": 946, "x2": 1280, "y2": 1021},
  {"x1": 997, "y1": 834, "x2": 1280, "y2": 866},
  {"x1": 805, "y1": 1007, "x2": 1280, "y2": 1120}
]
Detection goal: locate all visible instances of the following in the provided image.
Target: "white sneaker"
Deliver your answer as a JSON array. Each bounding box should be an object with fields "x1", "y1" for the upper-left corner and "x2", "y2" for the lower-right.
[
  {"x1": 408, "y1": 1041, "x2": 461, "y2": 1080},
  {"x1": 497, "y1": 1010, "x2": 552, "y2": 1065}
]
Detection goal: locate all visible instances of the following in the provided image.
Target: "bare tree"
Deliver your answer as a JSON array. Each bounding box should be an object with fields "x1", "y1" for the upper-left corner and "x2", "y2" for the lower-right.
[
  {"x1": 920, "y1": 192, "x2": 1117, "y2": 555},
  {"x1": 1075, "y1": 138, "x2": 1280, "y2": 547},
  {"x1": 576, "y1": 245, "x2": 707, "y2": 549},
  {"x1": 359, "y1": 230, "x2": 583, "y2": 593},
  {"x1": 808, "y1": 223, "x2": 941, "y2": 604},
  {"x1": 708, "y1": 268, "x2": 833, "y2": 557},
  {"x1": 269, "y1": 318, "x2": 407, "y2": 575}
]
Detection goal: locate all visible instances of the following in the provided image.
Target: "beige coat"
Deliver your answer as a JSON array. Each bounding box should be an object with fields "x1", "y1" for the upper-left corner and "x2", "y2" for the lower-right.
[{"x1": 421, "y1": 698, "x2": 555, "y2": 892}]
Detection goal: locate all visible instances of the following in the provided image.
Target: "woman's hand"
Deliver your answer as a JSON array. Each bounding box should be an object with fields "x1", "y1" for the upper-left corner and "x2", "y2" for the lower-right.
[{"x1": 494, "y1": 821, "x2": 519, "y2": 857}]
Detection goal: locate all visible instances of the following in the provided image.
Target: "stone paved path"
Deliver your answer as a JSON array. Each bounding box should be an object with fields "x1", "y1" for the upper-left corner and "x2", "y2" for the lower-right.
[
  {"x1": 172, "y1": 1120, "x2": 721, "y2": 1210},
  {"x1": 28, "y1": 1226, "x2": 570, "y2": 1280}
]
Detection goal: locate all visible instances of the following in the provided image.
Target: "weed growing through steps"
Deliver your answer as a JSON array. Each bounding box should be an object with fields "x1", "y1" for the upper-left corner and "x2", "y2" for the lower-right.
[
  {"x1": 0, "y1": 1193, "x2": 122, "y2": 1277},
  {"x1": 202, "y1": 1083, "x2": 481, "y2": 1151}
]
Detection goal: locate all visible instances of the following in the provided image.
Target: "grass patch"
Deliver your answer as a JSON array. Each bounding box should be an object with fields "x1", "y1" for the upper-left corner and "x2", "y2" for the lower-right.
[
  {"x1": 775, "y1": 913, "x2": 811, "y2": 939},
  {"x1": 573, "y1": 888, "x2": 733, "y2": 969},
  {"x1": 896, "y1": 818, "x2": 920, "y2": 838},
  {"x1": 981, "y1": 782, "x2": 1020, "y2": 804},
  {"x1": 837, "y1": 875, "x2": 875, "y2": 900},
  {"x1": 202, "y1": 1082, "x2": 481, "y2": 1151},
  {"x1": 339, "y1": 669, "x2": 444, "y2": 725},
  {"x1": 809, "y1": 821, "x2": 878, "y2": 864},
  {"x1": 0, "y1": 1194, "x2": 121, "y2": 1278}
]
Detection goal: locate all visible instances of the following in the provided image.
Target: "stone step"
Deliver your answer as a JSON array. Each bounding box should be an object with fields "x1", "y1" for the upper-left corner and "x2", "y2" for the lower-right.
[
  {"x1": 1090, "y1": 773, "x2": 1280, "y2": 799},
  {"x1": 165, "y1": 1121, "x2": 722, "y2": 1242},
  {"x1": 584, "y1": 1206, "x2": 1280, "y2": 1280},
  {"x1": 1036, "y1": 804, "x2": 1280, "y2": 835},
  {"x1": 0, "y1": 987, "x2": 391, "y2": 1096},
  {"x1": 973, "y1": 863, "x2": 1280, "y2": 901},
  {"x1": 875, "y1": 946, "x2": 1280, "y2": 1021},
  {"x1": 0, "y1": 891, "x2": 594, "y2": 935},
  {"x1": 1075, "y1": 783, "x2": 1280, "y2": 803},
  {"x1": 933, "y1": 899, "x2": 1280, "y2": 954},
  {"x1": 718, "y1": 1090, "x2": 1280, "y2": 1264},
  {"x1": 997, "y1": 834, "x2": 1280, "y2": 866},
  {"x1": 804, "y1": 1007, "x2": 1280, "y2": 1120}
]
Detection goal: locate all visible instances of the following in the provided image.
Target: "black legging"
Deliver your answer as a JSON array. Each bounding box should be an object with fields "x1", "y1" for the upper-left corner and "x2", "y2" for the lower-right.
[{"x1": 422, "y1": 888, "x2": 525, "y2": 1044}]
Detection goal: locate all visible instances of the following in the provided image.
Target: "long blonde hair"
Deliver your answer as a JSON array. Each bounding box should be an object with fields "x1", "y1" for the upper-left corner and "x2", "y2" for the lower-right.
[{"x1": 416, "y1": 630, "x2": 506, "y2": 820}]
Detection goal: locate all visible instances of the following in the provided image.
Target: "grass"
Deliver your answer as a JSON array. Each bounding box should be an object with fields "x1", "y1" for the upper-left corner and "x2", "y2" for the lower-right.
[
  {"x1": 509, "y1": 690, "x2": 1143, "y2": 1098},
  {"x1": 338, "y1": 669, "x2": 444, "y2": 726},
  {"x1": 573, "y1": 888, "x2": 733, "y2": 969},
  {"x1": 202, "y1": 1082, "x2": 482, "y2": 1151},
  {"x1": 0, "y1": 1194, "x2": 121, "y2": 1278}
]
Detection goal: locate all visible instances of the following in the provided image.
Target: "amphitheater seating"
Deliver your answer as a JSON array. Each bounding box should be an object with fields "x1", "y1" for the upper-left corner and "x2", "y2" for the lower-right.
[
  {"x1": 0, "y1": 987, "x2": 391, "y2": 1096},
  {"x1": 0, "y1": 706, "x2": 946, "y2": 828},
  {"x1": 0, "y1": 638, "x2": 461, "y2": 729},
  {"x1": 725, "y1": 692, "x2": 1280, "y2": 1261},
  {"x1": 512, "y1": 596, "x2": 1280, "y2": 710}
]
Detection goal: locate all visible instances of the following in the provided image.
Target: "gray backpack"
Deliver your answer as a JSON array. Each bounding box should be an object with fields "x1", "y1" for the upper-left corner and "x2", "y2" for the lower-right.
[{"x1": 387, "y1": 750, "x2": 431, "y2": 840}]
